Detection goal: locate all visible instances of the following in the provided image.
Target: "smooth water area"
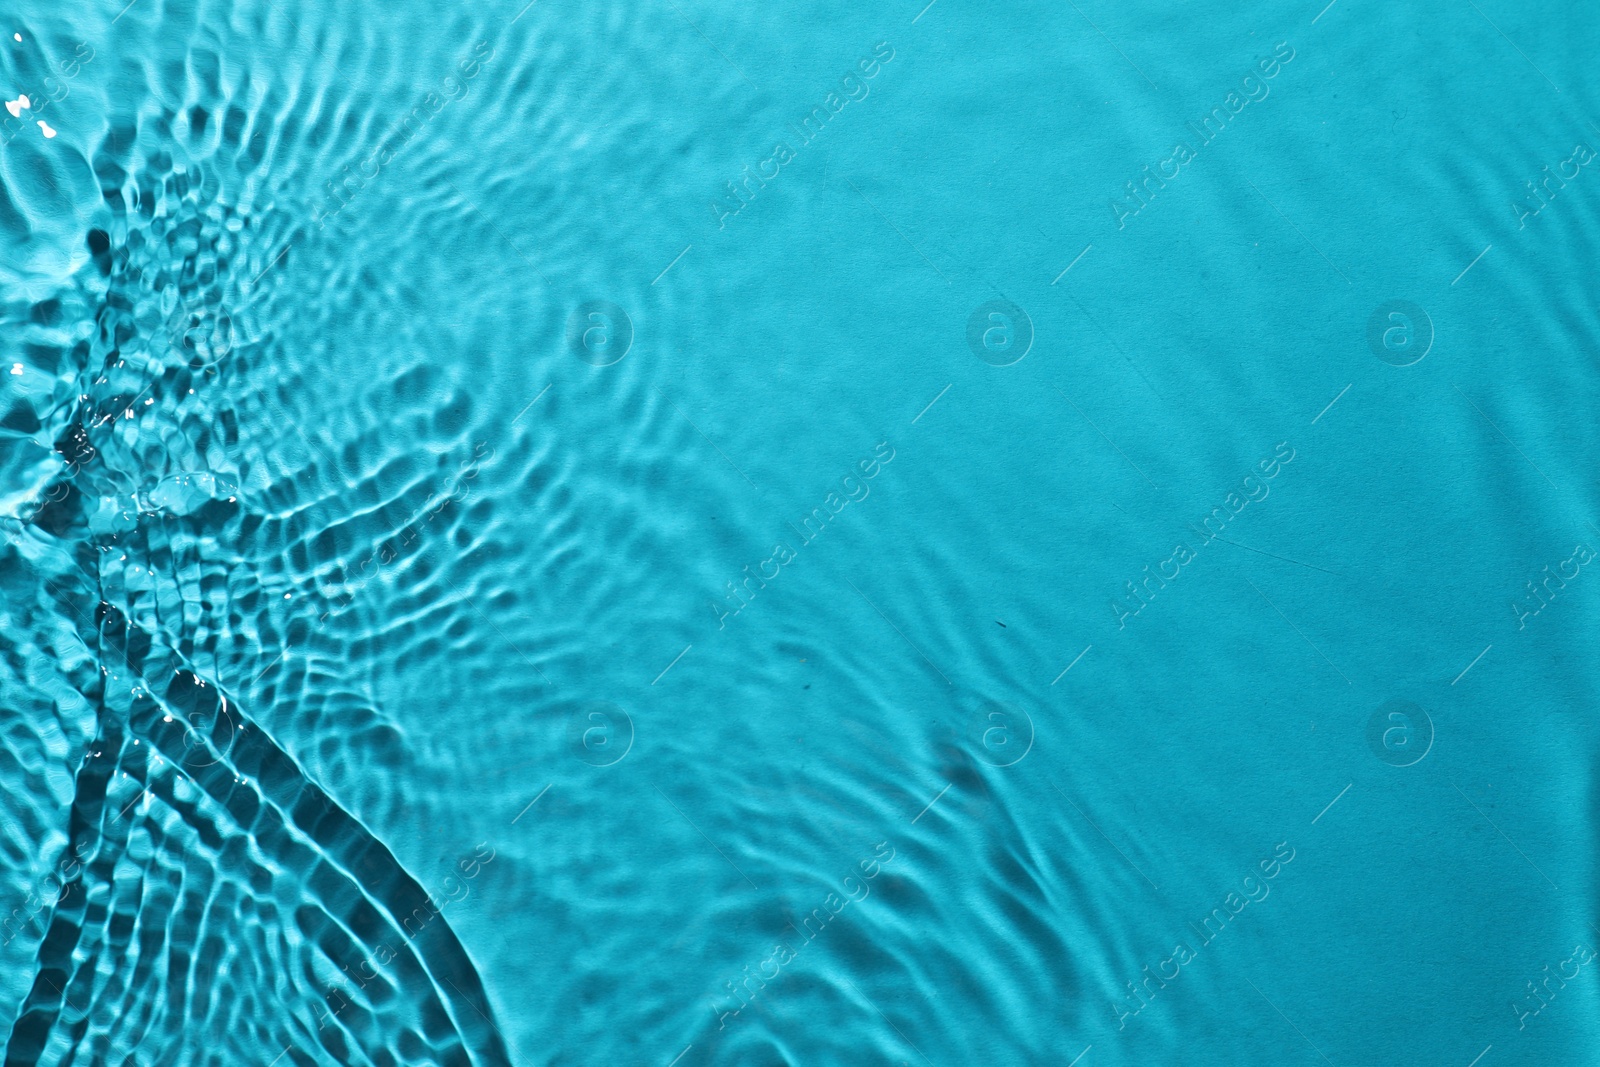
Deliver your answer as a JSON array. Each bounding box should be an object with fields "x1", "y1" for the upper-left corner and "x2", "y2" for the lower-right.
[{"x1": 1, "y1": 1, "x2": 1598, "y2": 1064}]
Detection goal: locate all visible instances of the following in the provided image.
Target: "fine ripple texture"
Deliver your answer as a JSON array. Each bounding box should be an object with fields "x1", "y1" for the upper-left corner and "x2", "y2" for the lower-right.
[{"x1": 4, "y1": 1, "x2": 1600, "y2": 1066}]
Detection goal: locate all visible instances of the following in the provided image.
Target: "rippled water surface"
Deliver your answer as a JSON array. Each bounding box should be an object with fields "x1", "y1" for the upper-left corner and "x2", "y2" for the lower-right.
[{"x1": 2, "y1": 1, "x2": 1599, "y2": 1064}]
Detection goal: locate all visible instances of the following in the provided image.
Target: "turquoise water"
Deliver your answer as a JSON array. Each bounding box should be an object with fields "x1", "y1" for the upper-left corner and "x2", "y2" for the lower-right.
[{"x1": 2, "y1": 0, "x2": 1599, "y2": 1063}]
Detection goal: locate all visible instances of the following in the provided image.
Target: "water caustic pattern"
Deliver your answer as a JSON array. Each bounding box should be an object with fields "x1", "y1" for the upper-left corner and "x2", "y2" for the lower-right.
[{"x1": 3, "y1": 0, "x2": 1600, "y2": 1064}]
